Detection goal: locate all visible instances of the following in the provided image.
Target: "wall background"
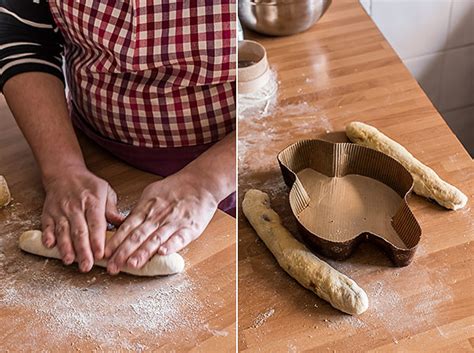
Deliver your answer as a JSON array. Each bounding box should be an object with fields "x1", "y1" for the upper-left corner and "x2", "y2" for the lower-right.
[{"x1": 360, "y1": 0, "x2": 473, "y2": 156}]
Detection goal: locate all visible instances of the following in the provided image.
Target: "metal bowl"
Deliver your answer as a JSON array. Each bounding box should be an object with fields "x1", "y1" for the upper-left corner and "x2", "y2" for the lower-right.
[{"x1": 239, "y1": 0, "x2": 332, "y2": 36}]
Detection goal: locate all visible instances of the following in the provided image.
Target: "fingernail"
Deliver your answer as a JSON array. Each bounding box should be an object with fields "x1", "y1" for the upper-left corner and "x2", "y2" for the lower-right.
[
  {"x1": 128, "y1": 258, "x2": 138, "y2": 268},
  {"x1": 108, "y1": 264, "x2": 117, "y2": 274},
  {"x1": 80, "y1": 260, "x2": 90, "y2": 272}
]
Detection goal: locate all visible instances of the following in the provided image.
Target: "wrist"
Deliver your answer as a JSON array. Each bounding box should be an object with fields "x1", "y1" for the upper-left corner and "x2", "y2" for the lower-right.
[
  {"x1": 41, "y1": 161, "x2": 88, "y2": 186},
  {"x1": 173, "y1": 132, "x2": 235, "y2": 207},
  {"x1": 176, "y1": 168, "x2": 225, "y2": 207}
]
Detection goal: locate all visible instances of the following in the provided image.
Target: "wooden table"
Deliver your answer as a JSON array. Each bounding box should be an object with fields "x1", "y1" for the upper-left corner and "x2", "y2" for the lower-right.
[
  {"x1": 0, "y1": 96, "x2": 236, "y2": 351},
  {"x1": 238, "y1": 0, "x2": 473, "y2": 351}
]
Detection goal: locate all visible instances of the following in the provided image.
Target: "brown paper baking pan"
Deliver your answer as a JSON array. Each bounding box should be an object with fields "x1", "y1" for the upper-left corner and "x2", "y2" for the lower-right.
[{"x1": 277, "y1": 139, "x2": 421, "y2": 266}]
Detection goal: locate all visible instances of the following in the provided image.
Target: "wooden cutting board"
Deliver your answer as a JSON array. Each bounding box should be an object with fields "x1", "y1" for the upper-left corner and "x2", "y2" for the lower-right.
[
  {"x1": 0, "y1": 96, "x2": 236, "y2": 352},
  {"x1": 238, "y1": 0, "x2": 474, "y2": 351}
]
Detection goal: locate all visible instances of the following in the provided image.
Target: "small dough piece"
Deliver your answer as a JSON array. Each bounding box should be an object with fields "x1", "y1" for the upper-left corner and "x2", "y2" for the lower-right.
[
  {"x1": 346, "y1": 121, "x2": 468, "y2": 210},
  {"x1": 19, "y1": 230, "x2": 185, "y2": 276},
  {"x1": 0, "y1": 176, "x2": 11, "y2": 207},
  {"x1": 242, "y1": 189, "x2": 369, "y2": 315}
]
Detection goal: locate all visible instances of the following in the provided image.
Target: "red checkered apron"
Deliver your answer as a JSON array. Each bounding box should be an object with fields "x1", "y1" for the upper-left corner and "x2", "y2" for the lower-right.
[
  {"x1": 47, "y1": 1, "x2": 236, "y2": 215},
  {"x1": 48, "y1": 0, "x2": 236, "y2": 149}
]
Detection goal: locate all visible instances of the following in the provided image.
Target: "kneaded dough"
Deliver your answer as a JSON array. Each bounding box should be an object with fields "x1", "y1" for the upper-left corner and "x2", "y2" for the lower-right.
[
  {"x1": 242, "y1": 189, "x2": 369, "y2": 315},
  {"x1": 0, "y1": 175, "x2": 11, "y2": 208},
  {"x1": 19, "y1": 230, "x2": 185, "y2": 276},
  {"x1": 346, "y1": 121, "x2": 468, "y2": 210}
]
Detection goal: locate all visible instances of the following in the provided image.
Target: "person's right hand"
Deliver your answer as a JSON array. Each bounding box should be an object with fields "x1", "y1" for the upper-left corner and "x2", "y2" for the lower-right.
[{"x1": 40, "y1": 166, "x2": 125, "y2": 272}]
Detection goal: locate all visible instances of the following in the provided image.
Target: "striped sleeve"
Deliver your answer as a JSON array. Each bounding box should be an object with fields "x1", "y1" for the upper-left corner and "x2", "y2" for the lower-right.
[{"x1": 0, "y1": 0, "x2": 64, "y2": 91}]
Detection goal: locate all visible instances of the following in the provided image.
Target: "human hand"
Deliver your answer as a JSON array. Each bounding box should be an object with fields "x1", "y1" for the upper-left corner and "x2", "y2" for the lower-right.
[
  {"x1": 104, "y1": 172, "x2": 218, "y2": 274},
  {"x1": 41, "y1": 166, "x2": 125, "y2": 272}
]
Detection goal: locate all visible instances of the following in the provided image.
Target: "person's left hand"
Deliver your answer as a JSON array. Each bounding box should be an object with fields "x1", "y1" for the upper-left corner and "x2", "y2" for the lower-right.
[{"x1": 104, "y1": 172, "x2": 218, "y2": 274}]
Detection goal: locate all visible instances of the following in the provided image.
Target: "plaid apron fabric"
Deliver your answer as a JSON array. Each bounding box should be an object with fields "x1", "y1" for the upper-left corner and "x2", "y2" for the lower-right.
[{"x1": 48, "y1": 0, "x2": 236, "y2": 148}]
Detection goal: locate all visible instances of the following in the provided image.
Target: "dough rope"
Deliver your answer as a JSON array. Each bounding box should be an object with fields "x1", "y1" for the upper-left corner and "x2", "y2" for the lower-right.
[
  {"x1": 242, "y1": 189, "x2": 369, "y2": 315},
  {"x1": 346, "y1": 121, "x2": 468, "y2": 210},
  {"x1": 0, "y1": 175, "x2": 11, "y2": 208},
  {"x1": 19, "y1": 230, "x2": 185, "y2": 276}
]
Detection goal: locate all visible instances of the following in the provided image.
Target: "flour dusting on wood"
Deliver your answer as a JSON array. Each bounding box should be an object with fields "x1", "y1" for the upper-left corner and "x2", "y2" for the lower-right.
[
  {"x1": 0, "y1": 199, "x2": 219, "y2": 351},
  {"x1": 252, "y1": 308, "x2": 275, "y2": 329}
]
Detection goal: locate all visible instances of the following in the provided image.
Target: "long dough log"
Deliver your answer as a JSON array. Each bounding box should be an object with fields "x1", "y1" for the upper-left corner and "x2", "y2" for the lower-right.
[
  {"x1": 242, "y1": 189, "x2": 369, "y2": 315},
  {"x1": 0, "y1": 176, "x2": 11, "y2": 207},
  {"x1": 346, "y1": 121, "x2": 468, "y2": 210},
  {"x1": 19, "y1": 230, "x2": 185, "y2": 276}
]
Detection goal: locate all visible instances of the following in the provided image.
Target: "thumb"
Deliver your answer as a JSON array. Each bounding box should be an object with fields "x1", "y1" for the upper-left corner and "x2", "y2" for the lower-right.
[{"x1": 105, "y1": 185, "x2": 125, "y2": 226}]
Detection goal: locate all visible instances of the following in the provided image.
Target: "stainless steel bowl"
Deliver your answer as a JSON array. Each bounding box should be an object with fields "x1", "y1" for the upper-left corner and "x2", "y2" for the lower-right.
[{"x1": 239, "y1": 0, "x2": 332, "y2": 36}]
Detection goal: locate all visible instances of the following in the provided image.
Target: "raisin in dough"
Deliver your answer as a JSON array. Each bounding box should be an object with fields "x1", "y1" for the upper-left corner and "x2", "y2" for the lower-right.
[
  {"x1": 0, "y1": 176, "x2": 11, "y2": 207},
  {"x1": 242, "y1": 189, "x2": 369, "y2": 315},
  {"x1": 346, "y1": 121, "x2": 468, "y2": 210},
  {"x1": 19, "y1": 230, "x2": 185, "y2": 276}
]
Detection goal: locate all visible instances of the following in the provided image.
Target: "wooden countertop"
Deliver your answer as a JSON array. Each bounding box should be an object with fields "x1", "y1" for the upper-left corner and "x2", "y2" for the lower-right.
[
  {"x1": 238, "y1": 0, "x2": 473, "y2": 352},
  {"x1": 0, "y1": 97, "x2": 236, "y2": 351}
]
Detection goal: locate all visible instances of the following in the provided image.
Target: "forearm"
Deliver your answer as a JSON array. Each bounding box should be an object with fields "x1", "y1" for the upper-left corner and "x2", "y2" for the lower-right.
[
  {"x1": 3, "y1": 72, "x2": 85, "y2": 182},
  {"x1": 179, "y1": 131, "x2": 236, "y2": 203}
]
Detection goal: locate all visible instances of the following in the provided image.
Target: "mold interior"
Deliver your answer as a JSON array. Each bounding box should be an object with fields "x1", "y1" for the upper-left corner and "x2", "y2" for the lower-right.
[{"x1": 296, "y1": 168, "x2": 407, "y2": 249}]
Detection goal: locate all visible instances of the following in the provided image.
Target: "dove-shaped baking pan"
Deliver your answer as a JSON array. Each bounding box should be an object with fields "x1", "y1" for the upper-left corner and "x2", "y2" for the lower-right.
[{"x1": 278, "y1": 139, "x2": 422, "y2": 266}]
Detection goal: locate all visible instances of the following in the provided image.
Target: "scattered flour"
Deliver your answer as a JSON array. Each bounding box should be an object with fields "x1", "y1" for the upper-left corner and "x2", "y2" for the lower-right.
[
  {"x1": 107, "y1": 208, "x2": 131, "y2": 230},
  {"x1": 119, "y1": 208, "x2": 132, "y2": 218},
  {"x1": 0, "y1": 199, "x2": 220, "y2": 351},
  {"x1": 252, "y1": 308, "x2": 275, "y2": 329},
  {"x1": 203, "y1": 323, "x2": 229, "y2": 337},
  {"x1": 323, "y1": 315, "x2": 367, "y2": 330},
  {"x1": 239, "y1": 69, "x2": 278, "y2": 120},
  {"x1": 0, "y1": 251, "x2": 204, "y2": 350},
  {"x1": 318, "y1": 274, "x2": 454, "y2": 343},
  {"x1": 287, "y1": 341, "x2": 298, "y2": 353},
  {"x1": 238, "y1": 68, "x2": 334, "y2": 124}
]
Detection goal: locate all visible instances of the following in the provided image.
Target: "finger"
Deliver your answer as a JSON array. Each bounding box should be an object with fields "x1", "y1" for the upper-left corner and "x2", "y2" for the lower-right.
[
  {"x1": 127, "y1": 223, "x2": 176, "y2": 269},
  {"x1": 55, "y1": 218, "x2": 75, "y2": 265},
  {"x1": 105, "y1": 186, "x2": 125, "y2": 226},
  {"x1": 104, "y1": 210, "x2": 147, "y2": 259},
  {"x1": 158, "y1": 228, "x2": 195, "y2": 255},
  {"x1": 41, "y1": 216, "x2": 56, "y2": 248},
  {"x1": 69, "y1": 212, "x2": 94, "y2": 272},
  {"x1": 85, "y1": 205, "x2": 107, "y2": 260},
  {"x1": 107, "y1": 220, "x2": 160, "y2": 274}
]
